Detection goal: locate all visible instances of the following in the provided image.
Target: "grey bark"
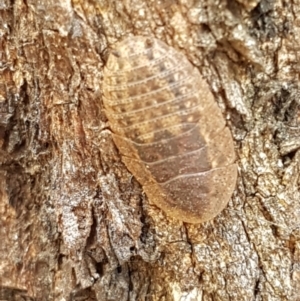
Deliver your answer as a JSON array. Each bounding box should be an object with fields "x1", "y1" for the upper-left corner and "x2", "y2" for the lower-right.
[{"x1": 0, "y1": 0, "x2": 299, "y2": 300}]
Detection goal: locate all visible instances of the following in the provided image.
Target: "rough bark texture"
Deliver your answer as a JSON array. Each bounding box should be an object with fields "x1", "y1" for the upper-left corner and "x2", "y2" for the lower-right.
[{"x1": 0, "y1": 0, "x2": 299, "y2": 300}]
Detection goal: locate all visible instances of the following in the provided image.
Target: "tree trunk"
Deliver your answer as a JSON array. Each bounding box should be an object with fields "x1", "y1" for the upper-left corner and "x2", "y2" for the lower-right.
[{"x1": 0, "y1": 0, "x2": 299, "y2": 300}]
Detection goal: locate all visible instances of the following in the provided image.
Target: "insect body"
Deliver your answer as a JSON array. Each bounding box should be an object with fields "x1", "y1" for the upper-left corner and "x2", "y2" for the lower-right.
[{"x1": 102, "y1": 36, "x2": 237, "y2": 223}]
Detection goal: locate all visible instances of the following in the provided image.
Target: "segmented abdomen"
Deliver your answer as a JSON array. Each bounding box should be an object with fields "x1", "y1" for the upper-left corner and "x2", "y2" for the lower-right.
[{"x1": 102, "y1": 36, "x2": 237, "y2": 223}]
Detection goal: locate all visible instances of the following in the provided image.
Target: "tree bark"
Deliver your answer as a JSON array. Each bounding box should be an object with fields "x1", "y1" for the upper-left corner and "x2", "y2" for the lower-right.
[{"x1": 0, "y1": 0, "x2": 299, "y2": 300}]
